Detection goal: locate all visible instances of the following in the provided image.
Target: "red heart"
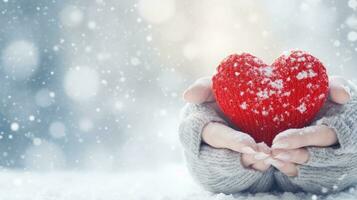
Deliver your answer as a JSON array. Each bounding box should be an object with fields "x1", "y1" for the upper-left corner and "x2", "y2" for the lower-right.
[{"x1": 212, "y1": 50, "x2": 329, "y2": 146}]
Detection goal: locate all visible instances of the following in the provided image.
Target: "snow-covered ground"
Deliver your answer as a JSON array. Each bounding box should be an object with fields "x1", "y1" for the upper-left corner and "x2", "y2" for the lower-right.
[{"x1": 1, "y1": 165, "x2": 356, "y2": 200}]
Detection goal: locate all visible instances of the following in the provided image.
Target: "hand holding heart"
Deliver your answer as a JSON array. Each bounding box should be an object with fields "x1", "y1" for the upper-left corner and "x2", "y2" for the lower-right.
[{"x1": 183, "y1": 76, "x2": 351, "y2": 176}]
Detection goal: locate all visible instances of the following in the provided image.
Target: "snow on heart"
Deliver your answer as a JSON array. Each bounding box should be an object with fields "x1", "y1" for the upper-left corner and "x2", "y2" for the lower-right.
[{"x1": 212, "y1": 50, "x2": 329, "y2": 146}]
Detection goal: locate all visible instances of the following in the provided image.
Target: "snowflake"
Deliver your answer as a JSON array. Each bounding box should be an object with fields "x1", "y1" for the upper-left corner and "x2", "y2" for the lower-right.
[
  {"x1": 297, "y1": 103, "x2": 307, "y2": 113},
  {"x1": 257, "y1": 90, "x2": 269, "y2": 99},
  {"x1": 240, "y1": 102, "x2": 247, "y2": 110},
  {"x1": 269, "y1": 79, "x2": 283, "y2": 90},
  {"x1": 259, "y1": 66, "x2": 274, "y2": 77},
  {"x1": 296, "y1": 69, "x2": 317, "y2": 80}
]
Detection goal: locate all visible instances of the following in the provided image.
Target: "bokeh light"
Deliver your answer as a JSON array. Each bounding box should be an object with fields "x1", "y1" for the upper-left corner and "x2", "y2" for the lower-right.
[{"x1": 1, "y1": 40, "x2": 39, "y2": 81}]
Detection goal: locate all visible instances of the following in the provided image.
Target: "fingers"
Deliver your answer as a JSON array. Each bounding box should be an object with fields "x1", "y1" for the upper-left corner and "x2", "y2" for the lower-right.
[
  {"x1": 253, "y1": 142, "x2": 270, "y2": 160},
  {"x1": 272, "y1": 148, "x2": 309, "y2": 165},
  {"x1": 272, "y1": 125, "x2": 338, "y2": 150},
  {"x1": 267, "y1": 148, "x2": 309, "y2": 176},
  {"x1": 241, "y1": 153, "x2": 258, "y2": 167},
  {"x1": 241, "y1": 143, "x2": 271, "y2": 172},
  {"x1": 183, "y1": 77, "x2": 215, "y2": 104},
  {"x1": 251, "y1": 160, "x2": 271, "y2": 172},
  {"x1": 329, "y1": 76, "x2": 351, "y2": 105},
  {"x1": 258, "y1": 142, "x2": 271, "y2": 154},
  {"x1": 265, "y1": 158, "x2": 298, "y2": 177},
  {"x1": 251, "y1": 142, "x2": 271, "y2": 171},
  {"x1": 202, "y1": 124, "x2": 278, "y2": 173},
  {"x1": 201, "y1": 122, "x2": 258, "y2": 154}
]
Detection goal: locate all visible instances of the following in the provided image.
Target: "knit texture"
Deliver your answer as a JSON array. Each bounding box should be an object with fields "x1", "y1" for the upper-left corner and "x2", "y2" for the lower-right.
[{"x1": 178, "y1": 88, "x2": 357, "y2": 194}]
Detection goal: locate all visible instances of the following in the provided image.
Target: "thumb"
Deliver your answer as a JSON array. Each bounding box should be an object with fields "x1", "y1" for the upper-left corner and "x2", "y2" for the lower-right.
[
  {"x1": 272, "y1": 125, "x2": 337, "y2": 150},
  {"x1": 329, "y1": 76, "x2": 351, "y2": 105},
  {"x1": 183, "y1": 77, "x2": 215, "y2": 103}
]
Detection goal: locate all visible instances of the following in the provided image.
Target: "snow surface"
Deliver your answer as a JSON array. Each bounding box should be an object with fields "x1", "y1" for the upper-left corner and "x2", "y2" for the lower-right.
[{"x1": 1, "y1": 165, "x2": 357, "y2": 200}]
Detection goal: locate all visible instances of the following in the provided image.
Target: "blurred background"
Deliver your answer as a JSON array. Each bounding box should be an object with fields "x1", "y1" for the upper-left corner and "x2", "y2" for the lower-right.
[{"x1": 0, "y1": 0, "x2": 356, "y2": 172}]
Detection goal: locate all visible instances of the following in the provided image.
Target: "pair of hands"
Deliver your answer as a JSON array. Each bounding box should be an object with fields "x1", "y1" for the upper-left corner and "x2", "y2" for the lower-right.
[{"x1": 183, "y1": 76, "x2": 351, "y2": 177}]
